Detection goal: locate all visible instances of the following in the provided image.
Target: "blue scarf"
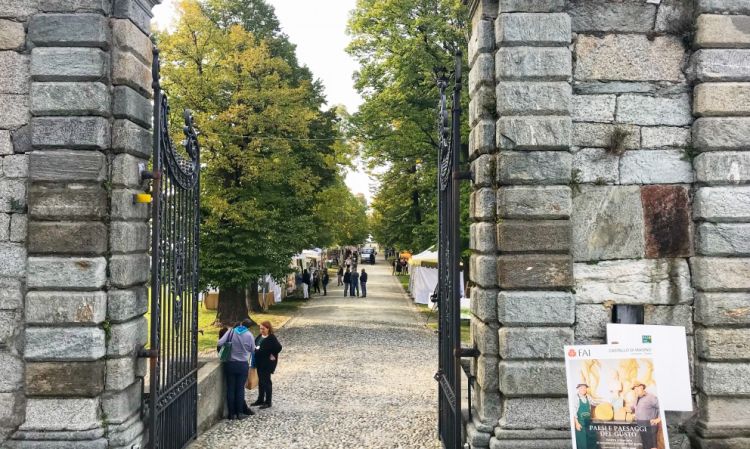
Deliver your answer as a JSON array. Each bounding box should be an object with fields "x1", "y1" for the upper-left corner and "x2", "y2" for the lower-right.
[{"x1": 235, "y1": 325, "x2": 248, "y2": 334}]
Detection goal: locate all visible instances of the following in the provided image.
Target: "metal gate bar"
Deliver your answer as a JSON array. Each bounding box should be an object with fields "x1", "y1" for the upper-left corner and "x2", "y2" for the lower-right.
[{"x1": 146, "y1": 47, "x2": 201, "y2": 449}]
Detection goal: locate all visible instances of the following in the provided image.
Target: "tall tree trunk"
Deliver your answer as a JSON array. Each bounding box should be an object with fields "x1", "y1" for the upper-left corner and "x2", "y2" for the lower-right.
[
  {"x1": 217, "y1": 287, "x2": 248, "y2": 326},
  {"x1": 248, "y1": 279, "x2": 261, "y2": 313}
]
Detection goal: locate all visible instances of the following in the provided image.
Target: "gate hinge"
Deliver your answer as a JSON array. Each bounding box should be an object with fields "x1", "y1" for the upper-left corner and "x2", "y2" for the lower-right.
[
  {"x1": 138, "y1": 346, "x2": 158, "y2": 359},
  {"x1": 456, "y1": 346, "x2": 480, "y2": 358}
]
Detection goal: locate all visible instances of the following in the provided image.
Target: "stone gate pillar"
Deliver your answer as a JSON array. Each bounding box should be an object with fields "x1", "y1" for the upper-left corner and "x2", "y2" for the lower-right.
[{"x1": 0, "y1": 1, "x2": 159, "y2": 448}]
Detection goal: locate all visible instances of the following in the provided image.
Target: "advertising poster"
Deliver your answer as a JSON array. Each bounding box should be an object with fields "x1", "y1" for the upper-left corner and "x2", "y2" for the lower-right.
[{"x1": 565, "y1": 345, "x2": 670, "y2": 449}]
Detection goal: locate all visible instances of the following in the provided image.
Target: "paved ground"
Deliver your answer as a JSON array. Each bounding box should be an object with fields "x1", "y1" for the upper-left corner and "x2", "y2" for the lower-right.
[{"x1": 190, "y1": 259, "x2": 442, "y2": 449}]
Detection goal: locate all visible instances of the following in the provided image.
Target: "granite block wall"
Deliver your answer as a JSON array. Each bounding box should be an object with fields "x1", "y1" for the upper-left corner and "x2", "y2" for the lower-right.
[
  {"x1": 466, "y1": 0, "x2": 750, "y2": 448},
  {"x1": 0, "y1": 1, "x2": 159, "y2": 448}
]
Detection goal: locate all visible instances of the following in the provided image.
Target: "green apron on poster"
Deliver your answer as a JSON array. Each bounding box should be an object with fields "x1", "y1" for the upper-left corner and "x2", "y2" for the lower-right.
[{"x1": 576, "y1": 397, "x2": 593, "y2": 449}]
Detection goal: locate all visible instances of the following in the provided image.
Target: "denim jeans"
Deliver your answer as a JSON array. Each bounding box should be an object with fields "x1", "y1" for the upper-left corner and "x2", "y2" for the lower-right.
[{"x1": 224, "y1": 361, "x2": 249, "y2": 417}]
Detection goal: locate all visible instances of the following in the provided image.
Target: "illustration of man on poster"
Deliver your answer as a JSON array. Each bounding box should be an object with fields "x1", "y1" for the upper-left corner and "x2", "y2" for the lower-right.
[
  {"x1": 573, "y1": 383, "x2": 597, "y2": 449},
  {"x1": 632, "y1": 382, "x2": 661, "y2": 449}
]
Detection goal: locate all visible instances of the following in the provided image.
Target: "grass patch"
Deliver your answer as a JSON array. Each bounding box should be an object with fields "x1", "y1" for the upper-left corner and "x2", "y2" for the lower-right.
[
  {"x1": 415, "y1": 304, "x2": 471, "y2": 344},
  {"x1": 396, "y1": 273, "x2": 410, "y2": 291}
]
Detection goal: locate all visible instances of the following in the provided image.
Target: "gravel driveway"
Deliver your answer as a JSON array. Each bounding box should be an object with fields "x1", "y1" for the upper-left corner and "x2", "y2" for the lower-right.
[{"x1": 190, "y1": 260, "x2": 441, "y2": 449}]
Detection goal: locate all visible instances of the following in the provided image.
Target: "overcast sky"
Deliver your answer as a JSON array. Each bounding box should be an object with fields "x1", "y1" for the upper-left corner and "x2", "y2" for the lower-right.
[{"x1": 152, "y1": 0, "x2": 375, "y2": 201}]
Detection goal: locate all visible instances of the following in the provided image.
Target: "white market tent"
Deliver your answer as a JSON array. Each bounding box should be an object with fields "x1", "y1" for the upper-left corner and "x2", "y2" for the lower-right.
[{"x1": 408, "y1": 248, "x2": 469, "y2": 309}]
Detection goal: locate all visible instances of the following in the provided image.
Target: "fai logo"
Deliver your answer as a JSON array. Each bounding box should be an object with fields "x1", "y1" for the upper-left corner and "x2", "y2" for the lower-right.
[
  {"x1": 568, "y1": 348, "x2": 577, "y2": 357},
  {"x1": 568, "y1": 348, "x2": 591, "y2": 358}
]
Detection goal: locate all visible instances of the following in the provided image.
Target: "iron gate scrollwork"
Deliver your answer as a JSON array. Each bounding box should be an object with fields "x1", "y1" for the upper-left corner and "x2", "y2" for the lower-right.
[
  {"x1": 435, "y1": 51, "x2": 463, "y2": 449},
  {"x1": 146, "y1": 47, "x2": 201, "y2": 449}
]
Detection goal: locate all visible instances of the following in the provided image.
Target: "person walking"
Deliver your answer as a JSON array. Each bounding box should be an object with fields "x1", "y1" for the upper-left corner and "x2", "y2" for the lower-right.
[
  {"x1": 322, "y1": 270, "x2": 329, "y2": 296},
  {"x1": 302, "y1": 269, "x2": 311, "y2": 299},
  {"x1": 343, "y1": 268, "x2": 351, "y2": 297},
  {"x1": 217, "y1": 319, "x2": 256, "y2": 420},
  {"x1": 250, "y1": 321, "x2": 282, "y2": 409},
  {"x1": 337, "y1": 266, "x2": 343, "y2": 286},
  {"x1": 360, "y1": 268, "x2": 368, "y2": 298},
  {"x1": 351, "y1": 269, "x2": 360, "y2": 297}
]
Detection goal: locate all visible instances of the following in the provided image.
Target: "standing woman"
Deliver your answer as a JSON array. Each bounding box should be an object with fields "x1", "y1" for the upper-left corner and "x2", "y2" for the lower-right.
[
  {"x1": 217, "y1": 318, "x2": 256, "y2": 420},
  {"x1": 251, "y1": 321, "x2": 283, "y2": 409},
  {"x1": 343, "y1": 267, "x2": 351, "y2": 297},
  {"x1": 337, "y1": 265, "x2": 344, "y2": 286}
]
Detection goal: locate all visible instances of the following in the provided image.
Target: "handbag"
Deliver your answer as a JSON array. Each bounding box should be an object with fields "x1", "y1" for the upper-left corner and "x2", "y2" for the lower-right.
[
  {"x1": 218, "y1": 329, "x2": 234, "y2": 362},
  {"x1": 246, "y1": 367, "x2": 259, "y2": 390}
]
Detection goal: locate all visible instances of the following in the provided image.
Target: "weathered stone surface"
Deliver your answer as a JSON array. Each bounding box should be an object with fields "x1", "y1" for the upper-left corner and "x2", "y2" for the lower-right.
[
  {"x1": 693, "y1": 117, "x2": 750, "y2": 151},
  {"x1": 0, "y1": 213, "x2": 9, "y2": 240},
  {"x1": 3, "y1": 154, "x2": 27, "y2": 178},
  {"x1": 110, "y1": 253, "x2": 150, "y2": 288},
  {"x1": 466, "y1": 420, "x2": 492, "y2": 448},
  {"x1": 642, "y1": 126, "x2": 690, "y2": 149},
  {"x1": 574, "y1": 259, "x2": 693, "y2": 305},
  {"x1": 471, "y1": 254, "x2": 498, "y2": 288},
  {"x1": 655, "y1": 0, "x2": 694, "y2": 34},
  {"x1": 19, "y1": 397, "x2": 101, "y2": 431},
  {"x1": 112, "y1": 153, "x2": 147, "y2": 188},
  {"x1": 497, "y1": 151, "x2": 571, "y2": 185},
  {"x1": 0, "y1": 179, "x2": 26, "y2": 213},
  {"x1": 113, "y1": 0, "x2": 156, "y2": 34},
  {"x1": 31, "y1": 82, "x2": 110, "y2": 116},
  {"x1": 107, "y1": 287, "x2": 147, "y2": 323},
  {"x1": 29, "y1": 185, "x2": 107, "y2": 220},
  {"x1": 112, "y1": 50, "x2": 152, "y2": 98},
  {"x1": 495, "y1": 13, "x2": 570, "y2": 46},
  {"x1": 0, "y1": 310, "x2": 22, "y2": 345},
  {"x1": 696, "y1": 363, "x2": 750, "y2": 396},
  {"x1": 102, "y1": 381, "x2": 141, "y2": 424},
  {"x1": 498, "y1": 327, "x2": 573, "y2": 360},
  {"x1": 0, "y1": 130, "x2": 11, "y2": 155},
  {"x1": 25, "y1": 291, "x2": 106, "y2": 324},
  {"x1": 697, "y1": 223, "x2": 750, "y2": 256},
  {"x1": 470, "y1": 119, "x2": 496, "y2": 157},
  {"x1": 572, "y1": 123, "x2": 640, "y2": 149},
  {"x1": 38, "y1": 0, "x2": 110, "y2": 13},
  {"x1": 697, "y1": 15, "x2": 750, "y2": 49},
  {"x1": 26, "y1": 257, "x2": 106, "y2": 289},
  {"x1": 498, "y1": 0, "x2": 564, "y2": 12},
  {"x1": 472, "y1": 318, "x2": 499, "y2": 356},
  {"x1": 472, "y1": 154, "x2": 494, "y2": 187},
  {"x1": 470, "y1": 53, "x2": 494, "y2": 95},
  {"x1": 475, "y1": 386, "x2": 501, "y2": 423},
  {"x1": 697, "y1": 328, "x2": 750, "y2": 361},
  {"x1": 498, "y1": 291, "x2": 575, "y2": 326},
  {"x1": 29, "y1": 150, "x2": 106, "y2": 182},
  {"x1": 499, "y1": 397, "x2": 569, "y2": 428},
  {"x1": 497, "y1": 254, "x2": 573, "y2": 289},
  {"x1": 697, "y1": 396, "x2": 750, "y2": 436},
  {"x1": 112, "y1": 85, "x2": 151, "y2": 128},
  {"x1": 572, "y1": 94, "x2": 615, "y2": 123},
  {"x1": 470, "y1": 187, "x2": 496, "y2": 221},
  {"x1": 698, "y1": 0, "x2": 750, "y2": 14},
  {"x1": 571, "y1": 1, "x2": 656, "y2": 32},
  {"x1": 695, "y1": 83, "x2": 750, "y2": 117},
  {"x1": 616, "y1": 94, "x2": 692, "y2": 126},
  {"x1": 490, "y1": 438, "x2": 571, "y2": 449},
  {"x1": 0, "y1": 94, "x2": 29, "y2": 129},
  {"x1": 31, "y1": 48, "x2": 108, "y2": 82},
  {"x1": 571, "y1": 148, "x2": 618, "y2": 184},
  {"x1": 694, "y1": 187, "x2": 750, "y2": 222},
  {"x1": 107, "y1": 317, "x2": 147, "y2": 356},
  {"x1": 111, "y1": 189, "x2": 150, "y2": 220},
  {"x1": 696, "y1": 152, "x2": 750, "y2": 185},
  {"x1": 0, "y1": 278, "x2": 22, "y2": 309},
  {"x1": 469, "y1": 18, "x2": 494, "y2": 67},
  {"x1": 497, "y1": 116, "x2": 571, "y2": 150},
  {"x1": 28, "y1": 14, "x2": 108, "y2": 48},
  {"x1": 0, "y1": 52, "x2": 29, "y2": 94},
  {"x1": 31, "y1": 116, "x2": 109, "y2": 149},
  {"x1": 497, "y1": 220, "x2": 570, "y2": 253},
  {"x1": 110, "y1": 221, "x2": 149, "y2": 254},
  {"x1": 25, "y1": 327, "x2": 106, "y2": 361},
  {"x1": 645, "y1": 304, "x2": 693, "y2": 333},
  {"x1": 105, "y1": 357, "x2": 137, "y2": 391},
  {"x1": 495, "y1": 47, "x2": 570, "y2": 81},
  {"x1": 496, "y1": 82, "x2": 570, "y2": 116},
  {"x1": 112, "y1": 118, "x2": 151, "y2": 158},
  {"x1": 575, "y1": 303, "x2": 611, "y2": 340},
  {"x1": 25, "y1": 361, "x2": 105, "y2": 397},
  {"x1": 642, "y1": 185, "x2": 692, "y2": 258},
  {"x1": 471, "y1": 287, "x2": 499, "y2": 324},
  {"x1": 470, "y1": 222, "x2": 497, "y2": 253},
  {"x1": 0, "y1": 242, "x2": 25, "y2": 277},
  {"x1": 499, "y1": 361, "x2": 566, "y2": 396},
  {"x1": 470, "y1": 85, "x2": 495, "y2": 128},
  {"x1": 571, "y1": 186, "x2": 645, "y2": 261},
  {"x1": 574, "y1": 81, "x2": 688, "y2": 96},
  {"x1": 112, "y1": 19, "x2": 152, "y2": 65},
  {"x1": 0, "y1": 0, "x2": 39, "y2": 19},
  {"x1": 691, "y1": 257, "x2": 750, "y2": 292},
  {"x1": 695, "y1": 292, "x2": 750, "y2": 326},
  {"x1": 620, "y1": 150, "x2": 694, "y2": 184},
  {"x1": 497, "y1": 186, "x2": 571, "y2": 219},
  {"x1": 575, "y1": 35, "x2": 686, "y2": 82},
  {"x1": 690, "y1": 49, "x2": 750, "y2": 82},
  {"x1": 0, "y1": 353, "x2": 23, "y2": 392},
  {"x1": 0, "y1": 20, "x2": 25, "y2": 50}
]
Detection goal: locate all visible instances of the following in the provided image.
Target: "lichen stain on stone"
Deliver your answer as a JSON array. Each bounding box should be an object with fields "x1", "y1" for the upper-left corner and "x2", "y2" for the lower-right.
[
  {"x1": 641, "y1": 185, "x2": 692, "y2": 258},
  {"x1": 726, "y1": 307, "x2": 750, "y2": 319},
  {"x1": 75, "y1": 260, "x2": 91, "y2": 269},
  {"x1": 76, "y1": 304, "x2": 94, "y2": 322}
]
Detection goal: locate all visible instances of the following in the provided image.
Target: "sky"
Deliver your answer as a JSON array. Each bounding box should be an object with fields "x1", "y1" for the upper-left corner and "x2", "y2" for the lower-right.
[{"x1": 152, "y1": 0, "x2": 376, "y2": 202}]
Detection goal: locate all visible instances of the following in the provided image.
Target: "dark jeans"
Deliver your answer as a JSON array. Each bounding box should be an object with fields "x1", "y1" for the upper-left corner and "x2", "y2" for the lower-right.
[
  {"x1": 638, "y1": 422, "x2": 658, "y2": 449},
  {"x1": 224, "y1": 361, "x2": 249, "y2": 417},
  {"x1": 361, "y1": 281, "x2": 367, "y2": 297},
  {"x1": 257, "y1": 368, "x2": 273, "y2": 404},
  {"x1": 323, "y1": 283, "x2": 328, "y2": 295},
  {"x1": 344, "y1": 282, "x2": 349, "y2": 296},
  {"x1": 350, "y1": 281, "x2": 359, "y2": 296}
]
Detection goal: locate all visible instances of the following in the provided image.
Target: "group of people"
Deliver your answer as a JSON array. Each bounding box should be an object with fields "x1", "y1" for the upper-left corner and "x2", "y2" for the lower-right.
[
  {"x1": 300, "y1": 267, "x2": 329, "y2": 298},
  {"x1": 393, "y1": 258, "x2": 409, "y2": 276},
  {"x1": 217, "y1": 319, "x2": 283, "y2": 420},
  {"x1": 337, "y1": 265, "x2": 368, "y2": 297}
]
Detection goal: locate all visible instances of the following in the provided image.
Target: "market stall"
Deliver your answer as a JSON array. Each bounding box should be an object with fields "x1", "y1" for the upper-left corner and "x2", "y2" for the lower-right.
[{"x1": 408, "y1": 248, "x2": 469, "y2": 308}]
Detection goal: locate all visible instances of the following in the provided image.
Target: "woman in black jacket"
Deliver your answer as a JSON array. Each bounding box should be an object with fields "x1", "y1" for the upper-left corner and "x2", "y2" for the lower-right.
[{"x1": 251, "y1": 320, "x2": 283, "y2": 409}]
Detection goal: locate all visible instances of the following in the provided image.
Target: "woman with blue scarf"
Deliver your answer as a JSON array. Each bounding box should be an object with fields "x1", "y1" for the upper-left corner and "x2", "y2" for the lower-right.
[{"x1": 217, "y1": 318, "x2": 256, "y2": 420}]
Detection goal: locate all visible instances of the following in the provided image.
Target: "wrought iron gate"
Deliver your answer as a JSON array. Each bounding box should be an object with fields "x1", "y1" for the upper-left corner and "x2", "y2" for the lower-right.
[
  {"x1": 435, "y1": 51, "x2": 464, "y2": 449},
  {"x1": 145, "y1": 48, "x2": 201, "y2": 449}
]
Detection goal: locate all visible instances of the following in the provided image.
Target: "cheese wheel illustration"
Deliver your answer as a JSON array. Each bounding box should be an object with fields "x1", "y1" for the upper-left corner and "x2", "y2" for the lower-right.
[{"x1": 593, "y1": 403, "x2": 614, "y2": 421}]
